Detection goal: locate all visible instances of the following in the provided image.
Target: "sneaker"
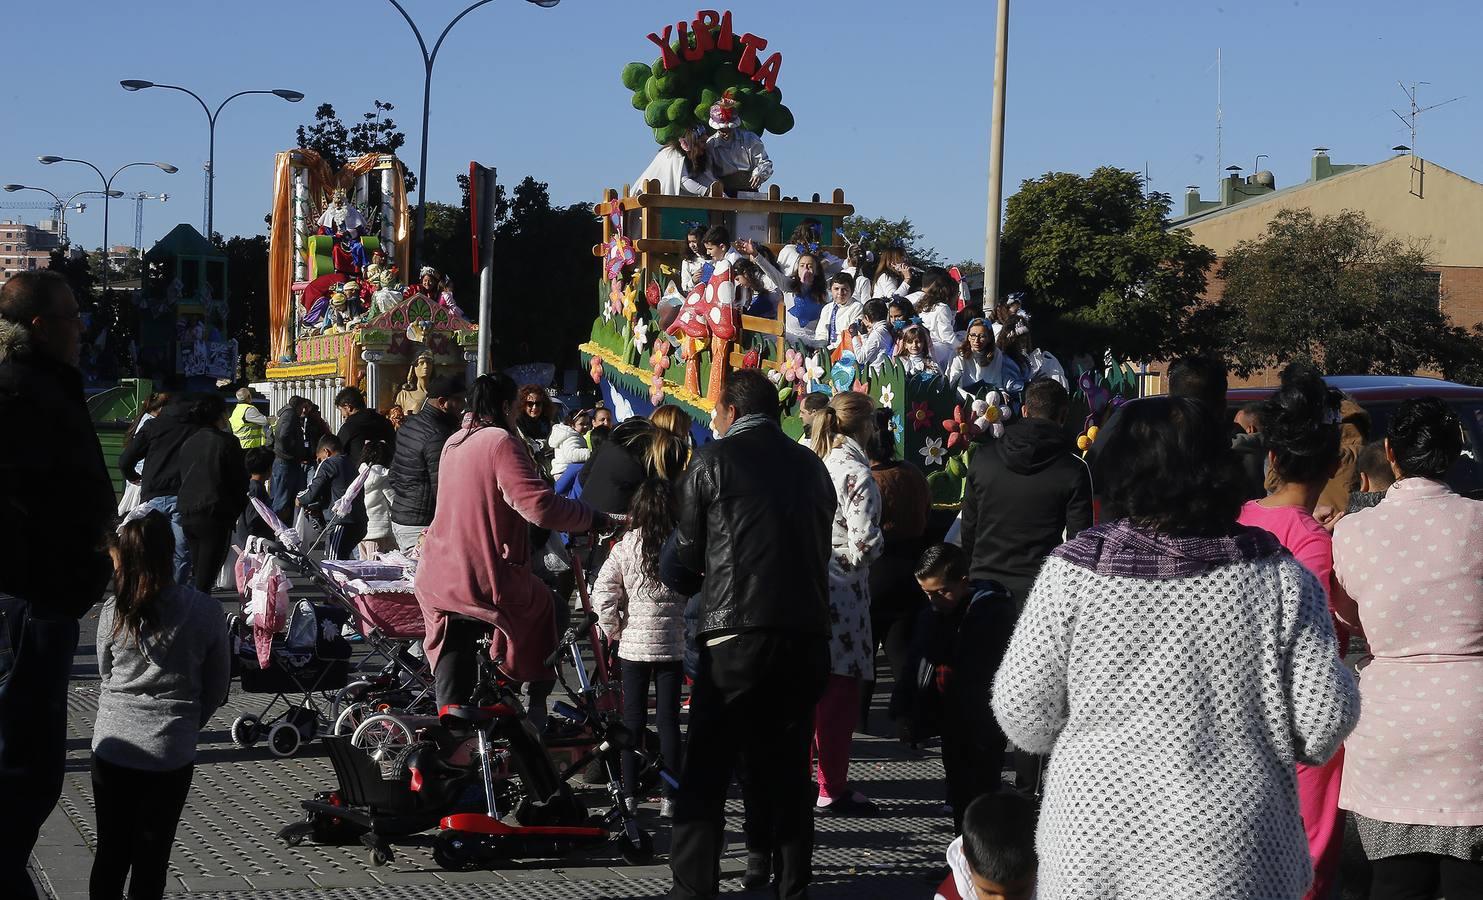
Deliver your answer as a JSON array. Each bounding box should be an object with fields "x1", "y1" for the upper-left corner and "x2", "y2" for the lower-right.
[
  {"x1": 659, "y1": 796, "x2": 676, "y2": 819},
  {"x1": 816, "y1": 792, "x2": 878, "y2": 816},
  {"x1": 742, "y1": 850, "x2": 771, "y2": 890}
]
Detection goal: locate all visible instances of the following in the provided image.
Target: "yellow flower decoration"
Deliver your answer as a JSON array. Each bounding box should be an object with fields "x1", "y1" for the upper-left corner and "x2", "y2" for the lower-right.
[{"x1": 622, "y1": 285, "x2": 639, "y2": 320}]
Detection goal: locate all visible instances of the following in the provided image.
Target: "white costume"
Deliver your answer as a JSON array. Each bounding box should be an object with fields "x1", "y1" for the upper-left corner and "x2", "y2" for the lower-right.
[
  {"x1": 634, "y1": 146, "x2": 716, "y2": 197},
  {"x1": 706, "y1": 130, "x2": 773, "y2": 188},
  {"x1": 318, "y1": 198, "x2": 367, "y2": 234}
]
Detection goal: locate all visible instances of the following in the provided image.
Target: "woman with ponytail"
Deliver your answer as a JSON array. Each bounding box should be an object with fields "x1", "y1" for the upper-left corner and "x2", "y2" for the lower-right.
[
  {"x1": 91, "y1": 510, "x2": 230, "y2": 900},
  {"x1": 1236, "y1": 360, "x2": 1347, "y2": 900},
  {"x1": 593, "y1": 476, "x2": 688, "y2": 818},
  {"x1": 810, "y1": 391, "x2": 885, "y2": 815}
]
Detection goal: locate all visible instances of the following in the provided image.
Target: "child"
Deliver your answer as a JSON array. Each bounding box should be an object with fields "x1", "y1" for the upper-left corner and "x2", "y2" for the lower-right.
[
  {"x1": 1348, "y1": 439, "x2": 1395, "y2": 512},
  {"x1": 896, "y1": 324, "x2": 941, "y2": 377},
  {"x1": 699, "y1": 224, "x2": 739, "y2": 284},
  {"x1": 731, "y1": 258, "x2": 779, "y2": 319},
  {"x1": 798, "y1": 391, "x2": 831, "y2": 446},
  {"x1": 743, "y1": 239, "x2": 827, "y2": 343},
  {"x1": 358, "y1": 440, "x2": 395, "y2": 559},
  {"x1": 233, "y1": 447, "x2": 276, "y2": 548},
  {"x1": 91, "y1": 510, "x2": 230, "y2": 900},
  {"x1": 812, "y1": 272, "x2": 864, "y2": 353},
  {"x1": 679, "y1": 224, "x2": 708, "y2": 291},
  {"x1": 892, "y1": 543, "x2": 1017, "y2": 832},
  {"x1": 935, "y1": 792, "x2": 1039, "y2": 900},
  {"x1": 870, "y1": 246, "x2": 912, "y2": 301},
  {"x1": 776, "y1": 219, "x2": 844, "y2": 278},
  {"x1": 886, "y1": 299, "x2": 914, "y2": 336},
  {"x1": 915, "y1": 268, "x2": 965, "y2": 368},
  {"x1": 852, "y1": 299, "x2": 895, "y2": 372},
  {"x1": 550, "y1": 407, "x2": 593, "y2": 480},
  {"x1": 296, "y1": 434, "x2": 367, "y2": 560},
  {"x1": 592, "y1": 478, "x2": 688, "y2": 818}
]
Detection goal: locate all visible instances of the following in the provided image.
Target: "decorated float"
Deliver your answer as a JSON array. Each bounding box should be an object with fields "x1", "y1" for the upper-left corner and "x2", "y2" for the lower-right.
[{"x1": 260, "y1": 150, "x2": 478, "y2": 424}]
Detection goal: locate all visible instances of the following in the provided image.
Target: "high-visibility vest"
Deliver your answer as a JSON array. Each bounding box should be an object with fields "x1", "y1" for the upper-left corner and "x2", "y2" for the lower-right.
[{"x1": 230, "y1": 402, "x2": 267, "y2": 448}]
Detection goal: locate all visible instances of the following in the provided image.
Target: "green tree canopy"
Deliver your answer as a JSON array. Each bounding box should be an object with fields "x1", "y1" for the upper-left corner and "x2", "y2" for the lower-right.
[
  {"x1": 1000, "y1": 167, "x2": 1215, "y2": 362},
  {"x1": 295, "y1": 100, "x2": 416, "y2": 192},
  {"x1": 840, "y1": 216, "x2": 944, "y2": 269},
  {"x1": 1214, "y1": 207, "x2": 1483, "y2": 379}
]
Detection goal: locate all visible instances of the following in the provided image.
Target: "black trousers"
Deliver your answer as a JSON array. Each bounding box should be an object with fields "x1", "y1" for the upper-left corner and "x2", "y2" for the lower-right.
[
  {"x1": 621, "y1": 658, "x2": 683, "y2": 799},
  {"x1": 1370, "y1": 853, "x2": 1483, "y2": 900},
  {"x1": 941, "y1": 726, "x2": 1005, "y2": 834},
  {"x1": 669, "y1": 631, "x2": 829, "y2": 900},
  {"x1": 181, "y1": 512, "x2": 235, "y2": 594},
  {"x1": 0, "y1": 596, "x2": 78, "y2": 900},
  {"x1": 860, "y1": 545, "x2": 924, "y2": 729},
  {"x1": 89, "y1": 756, "x2": 194, "y2": 900},
  {"x1": 434, "y1": 616, "x2": 489, "y2": 708}
]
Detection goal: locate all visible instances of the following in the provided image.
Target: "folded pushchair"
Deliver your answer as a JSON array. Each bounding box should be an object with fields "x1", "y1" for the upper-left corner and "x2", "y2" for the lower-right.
[{"x1": 228, "y1": 595, "x2": 353, "y2": 757}]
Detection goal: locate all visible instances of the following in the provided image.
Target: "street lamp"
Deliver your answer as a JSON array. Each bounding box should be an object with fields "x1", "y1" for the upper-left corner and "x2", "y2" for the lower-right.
[
  {"x1": 3, "y1": 184, "x2": 122, "y2": 247},
  {"x1": 38, "y1": 156, "x2": 176, "y2": 293},
  {"x1": 384, "y1": 0, "x2": 561, "y2": 265},
  {"x1": 120, "y1": 80, "x2": 304, "y2": 237}
]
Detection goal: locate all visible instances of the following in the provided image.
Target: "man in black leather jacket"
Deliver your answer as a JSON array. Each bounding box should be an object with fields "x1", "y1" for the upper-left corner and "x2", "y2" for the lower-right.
[
  {"x1": 388, "y1": 374, "x2": 465, "y2": 553},
  {"x1": 660, "y1": 369, "x2": 834, "y2": 900},
  {"x1": 0, "y1": 272, "x2": 115, "y2": 898}
]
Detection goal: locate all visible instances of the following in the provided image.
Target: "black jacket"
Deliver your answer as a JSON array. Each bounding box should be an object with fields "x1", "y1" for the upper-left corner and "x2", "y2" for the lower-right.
[
  {"x1": 1231, "y1": 431, "x2": 1267, "y2": 500},
  {"x1": 889, "y1": 581, "x2": 1015, "y2": 748},
  {"x1": 298, "y1": 454, "x2": 367, "y2": 526},
  {"x1": 119, "y1": 400, "x2": 199, "y2": 501},
  {"x1": 660, "y1": 420, "x2": 835, "y2": 640},
  {"x1": 337, "y1": 408, "x2": 396, "y2": 467},
  {"x1": 0, "y1": 322, "x2": 114, "y2": 617},
  {"x1": 960, "y1": 417, "x2": 1092, "y2": 603},
  {"x1": 271, "y1": 405, "x2": 324, "y2": 464},
  {"x1": 389, "y1": 403, "x2": 457, "y2": 527},
  {"x1": 177, "y1": 426, "x2": 249, "y2": 522},
  {"x1": 578, "y1": 422, "x2": 653, "y2": 515}
]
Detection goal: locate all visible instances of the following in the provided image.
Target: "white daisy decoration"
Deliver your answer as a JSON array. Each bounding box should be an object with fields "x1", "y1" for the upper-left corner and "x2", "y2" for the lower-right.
[
  {"x1": 878, "y1": 384, "x2": 896, "y2": 408},
  {"x1": 804, "y1": 353, "x2": 825, "y2": 386},
  {"x1": 632, "y1": 319, "x2": 648, "y2": 353},
  {"x1": 766, "y1": 368, "x2": 783, "y2": 385},
  {"x1": 919, "y1": 436, "x2": 947, "y2": 467},
  {"x1": 601, "y1": 303, "x2": 614, "y2": 322}
]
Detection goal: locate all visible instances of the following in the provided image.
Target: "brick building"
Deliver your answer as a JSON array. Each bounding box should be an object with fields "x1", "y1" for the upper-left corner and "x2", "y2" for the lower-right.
[
  {"x1": 1166, "y1": 149, "x2": 1483, "y2": 386},
  {"x1": 0, "y1": 219, "x2": 63, "y2": 287}
]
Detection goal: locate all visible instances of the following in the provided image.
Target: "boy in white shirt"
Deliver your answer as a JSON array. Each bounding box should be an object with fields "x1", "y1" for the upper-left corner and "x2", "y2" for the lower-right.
[
  {"x1": 852, "y1": 300, "x2": 895, "y2": 372},
  {"x1": 812, "y1": 272, "x2": 863, "y2": 352}
]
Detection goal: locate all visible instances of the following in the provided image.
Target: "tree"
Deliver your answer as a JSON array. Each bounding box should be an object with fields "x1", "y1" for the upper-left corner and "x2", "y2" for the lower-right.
[
  {"x1": 213, "y1": 234, "x2": 271, "y2": 379},
  {"x1": 1215, "y1": 208, "x2": 1483, "y2": 379},
  {"x1": 86, "y1": 247, "x2": 143, "y2": 282},
  {"x1": 1000, "y1": 167, "x2": 1215, "y2": 362},
  {"x1": 840, "y1": 216, "x2": 944, "y2": 269},
  {"x1": 295, "y1": 100, "x2": 416, "y2": 192}
]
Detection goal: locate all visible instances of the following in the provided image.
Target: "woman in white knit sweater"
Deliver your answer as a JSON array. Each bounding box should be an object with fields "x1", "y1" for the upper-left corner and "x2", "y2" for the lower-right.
[
  {"x1": 593, "y1": 476, "x2": 687, "y2": 817},
  {"x1": 992, "y1": 396, "x2": 1360, "y2": 900}
]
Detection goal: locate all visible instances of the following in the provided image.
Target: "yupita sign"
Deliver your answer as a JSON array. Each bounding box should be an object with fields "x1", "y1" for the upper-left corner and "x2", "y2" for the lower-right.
[{"x1": 647, "y1": 10, "x2": 782, "y2": 93}]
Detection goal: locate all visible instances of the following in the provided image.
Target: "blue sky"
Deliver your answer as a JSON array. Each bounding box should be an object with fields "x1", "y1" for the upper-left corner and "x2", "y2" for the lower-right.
[{"x1": 4, "y1": 0, "x2": 1479, "y2": 264}]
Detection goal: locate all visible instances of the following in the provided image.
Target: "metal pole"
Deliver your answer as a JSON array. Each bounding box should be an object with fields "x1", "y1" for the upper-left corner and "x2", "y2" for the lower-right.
[
  {"x1": 415, "y1": 63, "x2": 432, "y2": 268},
  {"x1": 476, "y1": 166, "x2": 495, "y2": 375},
  {"x1": 207, "y1": 120, "x2": 216, "y2": 237},
  {"x1": 982, "y1": 0, "x2": 1010, "y2": 309}
]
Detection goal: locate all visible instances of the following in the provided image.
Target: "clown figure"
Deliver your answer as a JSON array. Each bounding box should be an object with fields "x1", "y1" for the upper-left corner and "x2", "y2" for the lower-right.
[{"x1": 705, "y1": 94, "x2": 773, "y2": 194}]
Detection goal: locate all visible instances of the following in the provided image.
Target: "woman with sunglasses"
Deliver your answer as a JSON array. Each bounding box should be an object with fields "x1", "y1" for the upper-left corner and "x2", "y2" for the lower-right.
[
  {"x1": 515, "y1": 384, "x2": 555, "y2": 474},
  {"x1": 946, "y1": 318, "x2": 1024, "y2": 404}
]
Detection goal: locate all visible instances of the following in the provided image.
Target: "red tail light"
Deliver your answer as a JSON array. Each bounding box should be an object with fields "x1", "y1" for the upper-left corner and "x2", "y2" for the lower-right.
[{"x1": 409, "y1": 766, "x2": 424, "y2": 792}]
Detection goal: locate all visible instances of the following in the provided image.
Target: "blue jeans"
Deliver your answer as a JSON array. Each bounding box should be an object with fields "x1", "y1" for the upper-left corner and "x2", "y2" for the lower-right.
[
  {"x1": 270, "y1": 459, "x2": 307, "y2": 525},
  {"x1": 0, "y1": 594, "x2": 80, "y2": 900},
  {"x1": 144, "y1": 494, "x2": 191, "y2": 585}
]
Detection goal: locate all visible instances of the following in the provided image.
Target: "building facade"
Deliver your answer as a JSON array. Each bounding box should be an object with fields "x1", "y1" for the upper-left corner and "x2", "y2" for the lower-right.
[{"x1": 0, "y1": 219, "x2": 63, "y2": 286}]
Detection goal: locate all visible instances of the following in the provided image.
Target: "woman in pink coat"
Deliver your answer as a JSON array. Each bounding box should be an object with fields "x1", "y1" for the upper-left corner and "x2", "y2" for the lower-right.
[{"x1": 416, "y1": 373, "x2": 597, "y2": 707}]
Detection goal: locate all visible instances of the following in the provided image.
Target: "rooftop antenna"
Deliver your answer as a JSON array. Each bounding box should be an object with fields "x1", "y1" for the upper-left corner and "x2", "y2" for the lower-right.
[
  {"x1": 1392, "y1": 81, "x2": 1463, "y2": 157},
  {"x1": 1216, "y1": 48, "x2": 1223, "y2": 187}
]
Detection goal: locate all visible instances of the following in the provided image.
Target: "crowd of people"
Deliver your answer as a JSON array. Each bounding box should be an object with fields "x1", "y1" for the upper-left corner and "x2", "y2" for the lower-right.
[{"x1": 3, "y1": 266, "x2": 1483, "y2": 900}]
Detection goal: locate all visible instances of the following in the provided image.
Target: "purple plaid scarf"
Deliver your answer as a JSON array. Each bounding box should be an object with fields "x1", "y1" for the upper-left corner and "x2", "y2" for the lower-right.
[{"x1": 1052, "y1": 518, "x2": 1287, "y2": 580}]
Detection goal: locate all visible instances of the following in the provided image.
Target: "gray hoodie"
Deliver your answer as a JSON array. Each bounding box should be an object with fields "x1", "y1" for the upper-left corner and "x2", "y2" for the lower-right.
[{"x1": 93, "y1": 585, "x2": 230, "y2": 771}]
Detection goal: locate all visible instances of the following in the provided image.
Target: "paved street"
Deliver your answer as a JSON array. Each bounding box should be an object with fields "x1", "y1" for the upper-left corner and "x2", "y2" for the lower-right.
[{"x1": 27, "y1": 595, "x2": 959, "y2": 899}]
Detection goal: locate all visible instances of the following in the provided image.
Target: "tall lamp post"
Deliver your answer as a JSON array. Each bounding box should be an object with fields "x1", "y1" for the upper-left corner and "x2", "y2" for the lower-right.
[
  {"x1": 982, "y1": 0, "x2": 1010, "y2": 308},
  {"x1": 2, "y1": 184, "x2": 122, "y2": 247},
  {"x1": 38, "y1": 156, "x2": 177, "y2": 293},
  {"x1": 384, "y1": 0, "x2": 560, "y2": 266},
  {"x1": 120, "y1": 81, "x2": 304, "y2": 238}
]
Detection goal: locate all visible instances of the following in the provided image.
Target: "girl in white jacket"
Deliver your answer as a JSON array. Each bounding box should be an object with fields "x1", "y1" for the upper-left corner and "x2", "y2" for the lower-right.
[
  {"x1": 593, "y1": 477, "x2": 687, "y2": 816},
  {"x1": 357, "y1": 440, "x2": 395, "y2": 558},
  {"x1": 548, "y1": 408, "x2": 593, "y2": 480}
]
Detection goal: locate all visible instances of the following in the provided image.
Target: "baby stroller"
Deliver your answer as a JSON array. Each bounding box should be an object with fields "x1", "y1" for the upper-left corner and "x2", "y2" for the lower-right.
[{"x1": 277, "y1": 540, "x2": 675, "y2": 869}]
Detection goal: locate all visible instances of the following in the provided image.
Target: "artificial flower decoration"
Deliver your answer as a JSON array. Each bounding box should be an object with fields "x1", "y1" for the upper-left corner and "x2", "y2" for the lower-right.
[
  {"x1": 589, "y1": 356, "x2": 604, "y2": 384},
  {"x1": 742, "y1": 348, "x2": 761, "y2": 369},
  {"x1": 919, "y1": 436, "x2": 947, "y2": 467},
  {"x1": 981, "y1": 389, "x2": 1015, "y2": 438},
  {"x1": 804, "y1": 353, "x2": 826, "y2": 388},
  {"x1": 645, "y1": 280, "x2": 662, "y2": 307},
  {"x1": 650, "y1": 340, "x2": 672, "y2": 377},
  {"x1": 622, "y1": 285, "x2": 639, "y2": 321},
  {"x1": 908, "y1": 401, "x2": 936, "y2": 432},
  {"x1": 650, "y1": 373, "x2": 666, "y2": 406},
  {"x1": 878, "y1": 384, "x2": 896, "y2": 408},
  {"x1": 632, "y1": 318, "x2": 649, "y2": 354},
  {"x1": 601, "y1": 208, "x2": 637, "y2": 282},
  {"x1": 766, "y1": 368, "x2": 783, "y2": 385},
  {"x1": 851, "y1": 379, "x2": 870, "y2": 395},
  {"x1": 941, "y1": 403, "x2": 984, "y2": 450},
  {"x1": 781, "y1": 348, "x2": 806, "y2": 387}
]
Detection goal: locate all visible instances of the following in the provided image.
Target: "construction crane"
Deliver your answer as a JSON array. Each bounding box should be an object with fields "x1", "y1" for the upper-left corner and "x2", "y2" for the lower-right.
[{"x1": 127, "y1": 192, "x2": 169, "y2": 250}]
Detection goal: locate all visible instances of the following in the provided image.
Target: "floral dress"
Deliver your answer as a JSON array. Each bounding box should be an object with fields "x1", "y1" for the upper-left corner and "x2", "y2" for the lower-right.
[{"x1": 822, "y1": 437, "x2": 885, "y2": 679}]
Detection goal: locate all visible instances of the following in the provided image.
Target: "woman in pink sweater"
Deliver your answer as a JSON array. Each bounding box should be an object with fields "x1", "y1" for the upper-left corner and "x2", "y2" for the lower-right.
[
  {"x1": 416, "y1": 373, "x2": 597, "y2": 707},
  {"x1": 1235, "y1": 363, "x2": 1347, "y2": 900}
]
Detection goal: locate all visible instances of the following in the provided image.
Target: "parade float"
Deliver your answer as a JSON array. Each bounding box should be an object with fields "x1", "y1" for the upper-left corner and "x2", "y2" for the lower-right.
[
  {"x1": 577, "y1": 9, "x2": 1146, "y2": 507},
  {"x1": 261, "y1": 150, "x2": 478, "y2": 425}
]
